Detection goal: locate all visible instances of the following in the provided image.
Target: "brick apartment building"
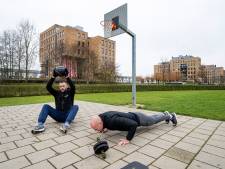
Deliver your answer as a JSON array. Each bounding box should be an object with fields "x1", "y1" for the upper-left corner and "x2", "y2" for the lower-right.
[
  {"x1": 39, "y1": 24, "x2": 115, "y2": 79},
  {"x1": 154, "y1": 55, "x2": 225, "y2": 84}
]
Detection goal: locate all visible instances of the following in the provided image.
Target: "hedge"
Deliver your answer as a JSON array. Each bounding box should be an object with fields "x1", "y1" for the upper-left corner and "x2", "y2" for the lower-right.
[{"x1": 0, "y1": 84, "x2": 225, "y2": 98}]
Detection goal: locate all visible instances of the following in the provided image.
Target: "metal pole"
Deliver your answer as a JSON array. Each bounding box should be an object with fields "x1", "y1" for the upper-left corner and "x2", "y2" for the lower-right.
[
  {"x1": 118, "y1": 24, "x2": 136, "y2": 107},
  {"x1": 132, "y1": 35, "x2": 136, "y2": 107}
]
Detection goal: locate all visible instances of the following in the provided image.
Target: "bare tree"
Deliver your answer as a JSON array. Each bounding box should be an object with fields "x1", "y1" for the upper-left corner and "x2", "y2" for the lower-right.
[
  {"x1": 83, "y1": 51, "x2": 98, "y2": 83},
  {"x1": 18, "y1": 20, "x2": 38, "y2": 81},
  {"x1": 97, "y1": 60, "x2": 118, "y2": 83},
  {"x1": 14, "y1": 29, "x2": 25, "y2": 80}
]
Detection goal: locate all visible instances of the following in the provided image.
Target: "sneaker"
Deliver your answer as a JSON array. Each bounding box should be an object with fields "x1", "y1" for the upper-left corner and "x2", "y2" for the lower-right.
[
  {"x1": 164, "y1": 111, "x2": 170, "y2": 124},
  {"x1": 60, "y1": 123, "x2": 69, "y2": 133},
  {"x1": 171, "y1": 113, "x2": 177, "y2": 126},
  {"x1": 31, "y1": 125, "x2": 45, "y2": 134}
]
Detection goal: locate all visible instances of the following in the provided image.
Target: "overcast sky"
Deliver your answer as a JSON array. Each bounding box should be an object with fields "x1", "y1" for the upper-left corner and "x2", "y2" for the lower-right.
[{"x1": 0, "y1": 0, "x2": 225, "y2": 76}]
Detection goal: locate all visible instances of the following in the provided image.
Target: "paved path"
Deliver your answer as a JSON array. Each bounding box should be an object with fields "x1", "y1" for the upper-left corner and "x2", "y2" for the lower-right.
[{"x1": 0, "y1": 101, "x2": 225, "y2": 169}]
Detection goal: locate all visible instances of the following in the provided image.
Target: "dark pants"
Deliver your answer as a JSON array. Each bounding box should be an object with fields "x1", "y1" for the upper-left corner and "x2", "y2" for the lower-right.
[
  {"x1": 38, "y1": 104, "x2": 79, "y2": 125},
  {"x1": 134, "y1": 112, "x2": 170, "y2": 126}
]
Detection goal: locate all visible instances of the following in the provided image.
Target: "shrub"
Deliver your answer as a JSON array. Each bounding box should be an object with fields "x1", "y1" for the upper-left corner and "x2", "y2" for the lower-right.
[{"x1": 0, "y1": 84, "x2": 224, "y2": 98}]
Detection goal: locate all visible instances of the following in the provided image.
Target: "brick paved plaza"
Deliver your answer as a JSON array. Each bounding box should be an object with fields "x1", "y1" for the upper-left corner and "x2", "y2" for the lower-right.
[{"x1": 0, "y1": 101, "x2": 225, "y2": 169}]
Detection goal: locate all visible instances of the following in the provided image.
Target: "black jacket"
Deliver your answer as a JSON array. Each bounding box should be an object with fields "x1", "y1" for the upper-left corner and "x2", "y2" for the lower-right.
[
  {"x1": 46, "y1": 77, "x2": 75, "y2": 113},
  {"x1": 99, "y1": 111, "x2": 140, "y2": 141}
]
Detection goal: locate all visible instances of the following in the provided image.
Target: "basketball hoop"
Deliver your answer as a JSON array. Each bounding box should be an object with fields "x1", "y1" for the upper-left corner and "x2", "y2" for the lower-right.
[{"x1": 100, "y1": 20, "x2": 113, "y2": 33}]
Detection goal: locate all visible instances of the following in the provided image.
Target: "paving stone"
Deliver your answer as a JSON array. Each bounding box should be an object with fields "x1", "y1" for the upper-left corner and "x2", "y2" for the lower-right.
[
  {"x1": 107, "y1": 134, "x2": 125, "y2": 143},
  {"x1": 32, "y1": 139, "x2": 58, "y2": 150},
  {"x1": 0, "y1": 152, "x2": 7, "y2": 162},
  {"x1": 74, "y1": 156, "x2": 108, "y2": 169},
  {"x1": 168, "y1": 130, "x2": 188, "y2": 137},
  {"x1": 0, "y1": 135, "x2": 23, "y2": 144},
  {"x1": 88, "y1": 133, "x2": 108, "y2": 140},
  {"x1": 0, "y1": 142, "x2": 17, "y2": 153},
  {"x1": 138, "y1": 132, "x2": 160, "y2": 140},
  {"x1": 73, "y1": 145, "x2": 94, "y2": 158},
  {"x1": 181, "y1": 136, "x2": 205, "y2": 146},
  {"x1": 187, "y1": 160, "x2": 219, "y2": 169},
  {"x1": 202, "y1": 144, "x2": 225, "y2": 158},
  {"x1": 150, "y1": 138, "x2": 174, "y2": 150},
  {"x1": 63, "y1": 166, "x2": 76, "y2": 169},
  {"x1": 195, "y1": 151, "x2": 225, "y2": 168},
  {"x1": 49, "y1": 152, "x2": 81, "y2": 169},
  {"x1": 210, "y1": 134, "x2": 225, "y2": 142},
  {"x1": 165, "y1": 147, "x2": 195, "y2": 164},
  {"x1": 114, "y1": 143, "x2": 139, "y2": 154},
  {"x1": 54, "y1": 135, "x2": 76, "y2": 143},
  {"x1": 159, "y1": 134, "x2": 181, "y2": 143},
  {"x1": 36, "y1": 133, "x2": 58, "y2": 141},
  {"x1": 188, "y1": 132, "x2": 209, "y2": 140},
  {"x1": 193, "y1": 128, "x2": 213, "y2": 135},
  {"x1": 6, "y1": 145, "x2": 35, "y2": 159},
  {"x1": 6, "y1": 129, "x2": 27, "y2": 136},
  {"x1": 207, "y1": 138, "x2": 225, "y2": 149},
  {"x1": 71, "y1": 130, "x2": 90, "y2": 138},
  {"x1": 23, "y1": 160, "x2": 55, "y2": 169},
  {"x1": 51, "y1": 142, "x2": 78, "y2": 154},
  {"x1": 153, "y1": 156, "x2": 187, "y2": 169},
  {"x1": 0, "y1": 156, "x2": 30, "y2": 169},
  {"x1": 130, "y1": 136, "x2": 150, "y2": 146},
  {"x1": 215, "y1": 129, "x2": 225, "y2": 137},
  {"x1": 173, "y1": 126, "x2": 192, "y2": 133},
  {"x1": 175, "y1": 141, "x2": 201, "y2": 154},
  {"x1": 148, "y1": 128, "x2": 167, "y2": 135},
  {"x1": 138, "y1": 144, "x2": 166, "y2": 158},
  {"x1": 26, "y1": 148, "x2": 57, "y2": 164},
  {"x1": 123, "y1": 151, "x2": 155, "y2": 166},
  {"x1": 63, "y1": 166, "x2": 77, "y2": 169},
  {"x1": 72, "y1": 137, "x2": 95, "y2": 146},
  {"x1": 105, "y1": 148, "x2": 126, "y2": 163},
  {"x1": 148, "y1": 165, "x2": 159, "y2": 169},
  {"x1": 104, "y1": 160, "x2": 128, "y2": 169},
  {"x1": 15, "y1": 137, "x2": 39, "y2": 147}
]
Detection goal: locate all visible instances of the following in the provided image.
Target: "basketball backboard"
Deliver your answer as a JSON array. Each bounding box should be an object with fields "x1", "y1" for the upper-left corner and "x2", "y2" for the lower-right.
[{"x1": 102, "y1": 3, "x2": 127, "y2": 38}]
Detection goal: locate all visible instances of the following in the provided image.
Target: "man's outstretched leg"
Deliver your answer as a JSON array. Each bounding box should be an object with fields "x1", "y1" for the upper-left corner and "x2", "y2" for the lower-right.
[
  {"x1": 32, "y1": 104, "x2": 66, "y2": 134},
  {"x1": 134, "y1": 111, "x2": 177, "y2": 127},
  {"x1": 60, "y1": 105, "x2": 79, "y2": 133}
]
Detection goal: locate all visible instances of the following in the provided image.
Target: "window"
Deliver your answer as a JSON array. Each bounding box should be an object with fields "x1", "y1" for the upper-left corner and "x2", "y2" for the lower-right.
[
  {"x1": 78, "y1": 41, "x2": 80, "y2": 46},
  {"x1": 82, "y1": 42, "x2": 85, "y2": 47},
  {"x1": 78, "y1": 49, "x2": 80, "y2": 55},
  {"x1": 101, "y1": 48, "x2": 104, "y2": 54},
  {"x1": 102, "y1": 40, "x2": 104, "y2": 46}
]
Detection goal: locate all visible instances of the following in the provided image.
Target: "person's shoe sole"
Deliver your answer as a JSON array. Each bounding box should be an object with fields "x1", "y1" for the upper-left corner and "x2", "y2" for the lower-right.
[
  {"x1": 171, "y1": 113, "x2": 177, "y2": 126},
  {"x1": 60, "y1": 127, "x2": 67, "y2": 134},
  {"x1": 31, "y1": 128, "x2": 45, "y2": 134}
]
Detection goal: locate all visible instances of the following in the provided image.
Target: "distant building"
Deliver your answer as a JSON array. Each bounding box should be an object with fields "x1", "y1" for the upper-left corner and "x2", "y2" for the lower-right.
[
  {"x1": 200, "y1": 65, "x2": 225, "y2": 84},
  {"x1": 170, "y1": 55, "x2": 201, "y2": 82},
  {"x1": 88, "y1": 36, "x2": 115, "y2": 70},
  {"x1": 39, "y1": 24, "x2": 115, "y2": 79},
  {"x1": 154, "y1": 62, "x2": 170, "y2": 82},
  {"x1": 154, "y1": 55, "x2": 224, "y2": 84}
]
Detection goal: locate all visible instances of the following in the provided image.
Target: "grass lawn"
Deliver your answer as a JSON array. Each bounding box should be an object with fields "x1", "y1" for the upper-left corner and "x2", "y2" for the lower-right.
[{"x1": 0, "y1": 90, "x2": 224, "y2": 121}]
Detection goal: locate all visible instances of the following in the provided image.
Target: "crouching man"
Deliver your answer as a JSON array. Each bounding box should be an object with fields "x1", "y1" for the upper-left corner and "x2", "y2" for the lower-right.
[
  {"x1": 90, "y1": 111, "x2": 177, "y2": 145},
  {"x1": 32, "y1": 75, "x2": 78, "y2": 134}
]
